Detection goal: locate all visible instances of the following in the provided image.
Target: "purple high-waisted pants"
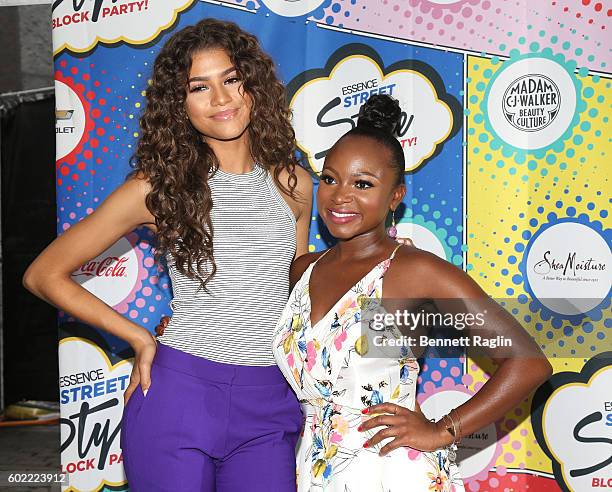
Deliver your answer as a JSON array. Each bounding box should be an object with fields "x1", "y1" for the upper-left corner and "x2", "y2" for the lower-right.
[{"x1": 120, "y1": 343, "x2": 303, "y2": 491}]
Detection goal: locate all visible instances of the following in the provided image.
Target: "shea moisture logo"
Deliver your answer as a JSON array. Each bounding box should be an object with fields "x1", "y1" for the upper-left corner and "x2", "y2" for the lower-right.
[
  {"x1": 524, "y1": 220, "x2": 611, "y2": 316},
  {"x1": 288, "y1": 44, "x2": 460, "y2": 174},
  {"x1": 503, "y1": 75, "x2": 561, "y2": 132},
  {"x1": 533, "y1": 251, "x2": 606, "y2": 278},
  {"x1": 52, "y1": 0, "x2": 194, "y2": 54}
]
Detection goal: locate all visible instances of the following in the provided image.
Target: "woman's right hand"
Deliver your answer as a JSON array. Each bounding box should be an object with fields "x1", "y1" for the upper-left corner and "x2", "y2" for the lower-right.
[
  {"x1": 155, "y1": 316, "x2": 171, "y2": 337},
  {"x1": 124, "y1": 330, "x2": 157, "y2": 406}
]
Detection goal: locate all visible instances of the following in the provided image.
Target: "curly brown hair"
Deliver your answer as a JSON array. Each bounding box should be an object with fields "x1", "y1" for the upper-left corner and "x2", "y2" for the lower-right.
[{"x1": 130, "y1": 18, "x2": 298, "y2": 288}]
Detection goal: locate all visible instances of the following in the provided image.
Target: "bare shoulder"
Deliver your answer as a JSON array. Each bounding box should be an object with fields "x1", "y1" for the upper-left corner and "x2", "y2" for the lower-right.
[
  {"x1": 276, "y1": 164, "x2": 314, "y2": 202},
  {"x1": 125, "y1": 171, "x2": 153, "y2": 195},
  {"x1": 290, "y1": 250, "x2": 326, "y2": 288},
  {"x1": 392, "y1": 245, "x2": 448, "y2": 273},
  {"x1": 387, "y1": 245, "x2": 484, "y2": 298},
  {"x1": 106, "y1": 173, "x2": 155, "y2": 229}
]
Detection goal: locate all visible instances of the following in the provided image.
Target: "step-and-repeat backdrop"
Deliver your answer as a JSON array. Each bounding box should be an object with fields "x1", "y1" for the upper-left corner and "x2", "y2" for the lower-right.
[{"x1": 51, "y1": 1, "x2": 610, "y2": 490}]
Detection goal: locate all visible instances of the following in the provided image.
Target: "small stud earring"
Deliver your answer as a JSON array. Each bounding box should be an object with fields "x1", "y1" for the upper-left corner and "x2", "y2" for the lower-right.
[{"x1": 387, "y1": 210, "x2": 397, "y2": 238}]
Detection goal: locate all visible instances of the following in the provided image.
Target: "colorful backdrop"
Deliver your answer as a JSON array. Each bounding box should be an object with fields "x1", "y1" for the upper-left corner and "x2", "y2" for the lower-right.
[{"x1": 51, "y1": 1, "x2": 610, "y2": 490}]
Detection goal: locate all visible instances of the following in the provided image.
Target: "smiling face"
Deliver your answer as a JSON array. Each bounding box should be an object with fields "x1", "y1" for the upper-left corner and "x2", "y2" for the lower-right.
[
  {"x1": 317, "y1": 134, "x2": 406, "y2": 241},
  {"x1": 184, "y1": 48, "x2": 253, "y2": 143}
]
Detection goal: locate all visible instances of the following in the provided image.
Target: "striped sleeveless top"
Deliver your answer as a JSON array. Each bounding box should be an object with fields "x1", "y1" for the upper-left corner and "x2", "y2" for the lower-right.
[{"x1": 156, "y1": 164, "x2": 297, "y2": 366}]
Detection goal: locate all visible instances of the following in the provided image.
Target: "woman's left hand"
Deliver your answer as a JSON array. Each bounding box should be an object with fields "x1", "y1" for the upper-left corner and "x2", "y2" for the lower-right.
[{"x1": 358, "y1": 402, "x2": 448, "y2": 455}]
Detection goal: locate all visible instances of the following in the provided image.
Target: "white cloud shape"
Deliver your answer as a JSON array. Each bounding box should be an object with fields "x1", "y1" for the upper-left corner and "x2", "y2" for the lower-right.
[
  {"x1": 260, "y1": 0, "x2": 326, "y2": 16},
  {"x1": 59, "y1": 338, "x2": 133, "y2": 491},
  {"x1": 52, "y1": 0, "x2": 194, "y2": 55},
  {"x1": 291, "y1": 54, "x2": 453, "y2": 174},
  {"x1": 542, "y1": 365, "x2": 612, "y2": 491}
]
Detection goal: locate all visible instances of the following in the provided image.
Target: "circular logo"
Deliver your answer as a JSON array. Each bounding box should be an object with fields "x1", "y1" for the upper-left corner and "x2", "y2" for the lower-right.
[
  {"x1": 525, "y1": 221, "x2": 611, "y2": 315},
  {"x1": 260, "y1": 0, "x2": 326, "y2": 17},
  {"x1": 420, "y1": 389, "x2": 501, "y2": 481},
  {"x1": 396, "y1": 222, "x2": 449, "y2": 260},
  {"x1": 72, "y1": 237, "x2": 140, "y2": 307},
  {"x1": 486, "y1": 56, "x2": 577, "y2": 150},
  {"x1": 55, "y1": 79, "x2": 86, "y2": 161},
  {"x1": 502, "y1": 74, "x2": 561, "y2": 132}
]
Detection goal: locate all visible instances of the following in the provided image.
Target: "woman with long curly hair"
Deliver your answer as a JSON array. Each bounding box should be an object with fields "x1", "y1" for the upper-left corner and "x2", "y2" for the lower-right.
[{"x1": 24, "y1": 18, "x2": 313, "y2": 491}]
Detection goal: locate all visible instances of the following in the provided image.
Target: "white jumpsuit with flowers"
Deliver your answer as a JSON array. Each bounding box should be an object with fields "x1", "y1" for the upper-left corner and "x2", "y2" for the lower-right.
[{"x1": 272, "y1": 247, "x2": 464, "y2": 491}]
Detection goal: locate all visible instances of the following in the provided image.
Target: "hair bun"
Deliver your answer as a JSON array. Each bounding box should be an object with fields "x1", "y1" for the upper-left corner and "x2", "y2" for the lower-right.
[{"x1": 357, "y1": 94, "x2": 402, "y2": 136}]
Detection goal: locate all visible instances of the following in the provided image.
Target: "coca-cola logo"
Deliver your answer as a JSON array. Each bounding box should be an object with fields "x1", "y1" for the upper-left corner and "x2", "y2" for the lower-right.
[
  {"x1": 72, "y1": 236, "x2": 143, "y2": 308},
  {"x1": 73, "y1": 256, "x2": 129, "y2": 278}
]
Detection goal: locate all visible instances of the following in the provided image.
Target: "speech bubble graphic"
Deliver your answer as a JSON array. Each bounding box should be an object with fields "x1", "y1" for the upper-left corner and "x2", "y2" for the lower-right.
[
  {"x1": 52, "y1": 0, "x2": 195, "y2": 55},
  {"x1": 59, "y1": 338, "x2": 133, "y2": 491},
  {"x1": 288, "y1": 44, "x2": 459, "y2": 175},
  {"x1": 532, "y1": 353, "x2": 612, "y2": 492},
  {"x1": 260, "y1": 0, "x2": 326, "y2": 16}
]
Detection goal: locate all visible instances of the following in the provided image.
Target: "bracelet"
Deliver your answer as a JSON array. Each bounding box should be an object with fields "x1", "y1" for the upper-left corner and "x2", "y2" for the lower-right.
[
  {"x1": 450, "y1": 408, "x2": 463, "y2": 444},
  {"x1": 439, "y1": 413, "x2": 457, "y2": 445},
  {"x1": 438, "y1": 413, "x2": 458, "y2": 463}
]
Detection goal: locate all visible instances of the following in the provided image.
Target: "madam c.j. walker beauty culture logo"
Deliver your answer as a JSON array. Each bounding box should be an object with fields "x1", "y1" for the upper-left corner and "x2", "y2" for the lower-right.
[
  {"x1": 502, "y1": 74, "x2": 561, "y2": 132},
  {"x1": 484, "y1": 53, "x2": 579, "y2": 151},
  {"x1": 287, "y1": 44, "x2": 460, "y2": 175}
]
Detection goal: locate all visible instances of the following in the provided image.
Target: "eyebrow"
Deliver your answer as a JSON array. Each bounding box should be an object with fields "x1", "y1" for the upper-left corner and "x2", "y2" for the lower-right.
[
  {"x1": 323, "y1": 168, "x2": 381, "y2": 179},
  {"x1": 188, "y1": 66, "x2": 237, "y2": 83},
  {"x1": 352, "y1": 171, "x2": 379, "y2": 179}
]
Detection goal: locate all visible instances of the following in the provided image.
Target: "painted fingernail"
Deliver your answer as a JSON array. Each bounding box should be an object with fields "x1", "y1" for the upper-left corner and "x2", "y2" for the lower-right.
[
  {"x1": 363, "y1": 441, "x2": 369, "y2": 448},
  {"x1": 143, "y1": 388, "x2": 148, "y2": 397},
  {"x1": 361, "y1": 408, "x2": 369, "y2": 414},
  {"x1": 357, "y1": 425, "x2": 363, "y2": 432}
]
